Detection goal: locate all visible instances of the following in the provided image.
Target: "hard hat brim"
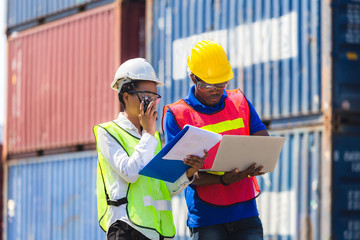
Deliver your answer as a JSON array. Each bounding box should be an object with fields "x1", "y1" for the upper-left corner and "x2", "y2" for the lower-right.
[
  {"x1": 111, "y1": 78, "x2": 164, "y2": 91},
  {"x1": 191, "y1": 70, "x2": 234, "y2": 84}
]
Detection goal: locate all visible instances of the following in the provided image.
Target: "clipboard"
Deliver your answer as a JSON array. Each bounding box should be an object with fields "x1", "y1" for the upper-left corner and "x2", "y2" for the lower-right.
[
  {"x1": 200, "y1": 135, "x2": 285, "y2": 172},
  {"x1": 139, "y1": 125, "x2": 221, "y2": 182}
]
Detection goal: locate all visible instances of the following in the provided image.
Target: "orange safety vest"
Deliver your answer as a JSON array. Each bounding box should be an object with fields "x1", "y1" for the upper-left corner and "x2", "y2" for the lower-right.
[{"x1": 162, "y1": 89, "x2": 260, "y2": 206}]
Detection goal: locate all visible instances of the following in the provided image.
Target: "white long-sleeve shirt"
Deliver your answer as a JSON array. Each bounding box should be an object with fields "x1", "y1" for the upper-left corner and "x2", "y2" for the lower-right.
[{"x1": 96, "y1": 112, "x2": 192, "y2": 239}]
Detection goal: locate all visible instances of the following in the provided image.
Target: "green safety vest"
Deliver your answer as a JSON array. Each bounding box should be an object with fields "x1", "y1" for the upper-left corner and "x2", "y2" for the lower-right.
[{"x1": 93, "y1": 121, "x2": 176, "y2": 238}]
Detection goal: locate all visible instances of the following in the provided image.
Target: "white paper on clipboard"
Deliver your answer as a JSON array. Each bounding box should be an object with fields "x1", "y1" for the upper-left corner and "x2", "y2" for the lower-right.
[{"x1": 162, "y1": 125, "x2": 222, "y2": 160}]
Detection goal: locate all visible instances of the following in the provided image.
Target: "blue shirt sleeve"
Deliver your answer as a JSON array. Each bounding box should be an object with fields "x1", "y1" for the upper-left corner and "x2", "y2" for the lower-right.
[
  {"x1": 247, "y1": 99, "x2": 267, "y2": 135},
  {"x1": 163, "y1": 110, "x2": 182, "y2": 144}
]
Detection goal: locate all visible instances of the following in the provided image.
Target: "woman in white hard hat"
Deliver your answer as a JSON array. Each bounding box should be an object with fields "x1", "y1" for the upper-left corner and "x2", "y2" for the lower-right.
[{"x1": 93, "y1": 58, "x2": 206, "y2": 240}]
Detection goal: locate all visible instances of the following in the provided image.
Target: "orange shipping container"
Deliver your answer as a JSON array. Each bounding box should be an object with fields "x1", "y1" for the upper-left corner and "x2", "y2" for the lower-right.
[{"x1": 5, "y1": 2, "x2": 145, "y2": 156}]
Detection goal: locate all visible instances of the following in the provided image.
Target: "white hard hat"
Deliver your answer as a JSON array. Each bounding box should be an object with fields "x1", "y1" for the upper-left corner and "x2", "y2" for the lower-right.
[{"x1": 111, "y1": 58, "x2": 164, "y2": 91}]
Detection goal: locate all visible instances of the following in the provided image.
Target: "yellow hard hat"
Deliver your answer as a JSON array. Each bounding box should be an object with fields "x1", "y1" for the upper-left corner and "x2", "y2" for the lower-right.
[{"x1": 187, "y1": 40, "x2": 234, "y2": 84}]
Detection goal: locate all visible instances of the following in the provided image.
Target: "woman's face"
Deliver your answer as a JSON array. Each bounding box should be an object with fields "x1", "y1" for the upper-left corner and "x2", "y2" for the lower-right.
[{"x1": 124, "y1": 81, "x2": 158, "y2": 116}]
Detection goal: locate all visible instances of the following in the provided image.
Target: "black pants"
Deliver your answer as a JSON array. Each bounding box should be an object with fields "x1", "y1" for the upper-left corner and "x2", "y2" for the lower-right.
[{"x1": 107, "y1": 220, "x2": 150, "y2": 240}]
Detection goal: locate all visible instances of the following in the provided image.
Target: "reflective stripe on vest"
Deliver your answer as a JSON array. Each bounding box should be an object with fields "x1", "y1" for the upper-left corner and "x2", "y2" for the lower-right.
[
  {"x1": 93, "y1": 121, "x2": 176, "y2": 237},
  {"x1": 143, "y1": 196, "x2": 172, "y2": 211},
  {"x1": 163, "y1": 89, "x2": 261, "y2": 206},
  {"x1": 201, "y1": 118, "x2": 245, "y2": 133}
]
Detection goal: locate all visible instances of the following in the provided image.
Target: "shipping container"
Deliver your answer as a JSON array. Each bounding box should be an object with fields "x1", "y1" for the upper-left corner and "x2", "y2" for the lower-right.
[
  {"x1": 258, "y1": 126, "x2": 324, "y2": 240},
  {"x1": 161, "y1": 126, "x2": 327, "y2": 240},
  {"x1": 4, "y1": 125, "x2": 359, "y2": 239},
  {"x1": 4, "y1": 151, "x2": 192, "y2": 240},
  {"x1": 163, "y1": 125, "x2": 358, "y2": 240},
  {"x1": 161, "y1": 126, "x2": 359, "y2": 240},
  {"x1": 332, "y1": 0, "x2": 360, "y2": 113},
  {"x1": 332, "y1": 134, "x2": 360, "y2": 240},
  {"x1": 147, "y1": 0, "x2": 360, "y2": 123},
  {"x1": 148, "y1": 0, "x2": 323, "y2": 122},
  {"x1": 146, "y1": 0, "x2": 360, "y2": 239},
  {"x1": 6, "y1": 0, "x2": 114, "y2": 33},
  {"x1": 5, "y1": 2, "x2": 145, "y2": 156},
  {"x1": 5, "y1": 151, "x2": 105, "y2": 239}
]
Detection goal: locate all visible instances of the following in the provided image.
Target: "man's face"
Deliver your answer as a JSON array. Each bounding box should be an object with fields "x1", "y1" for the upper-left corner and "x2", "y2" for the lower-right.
[{"x1": 191, "y1": 74, "x2": 228, "y2": 107}]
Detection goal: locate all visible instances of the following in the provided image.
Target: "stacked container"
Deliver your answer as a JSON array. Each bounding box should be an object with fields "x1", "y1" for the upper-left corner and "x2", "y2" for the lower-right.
[
  {"x1": 330, "y1": 1, "x2": 360, "y2": 239},
  {"x1": 148, "y1": 0, "x2": 360, "y2": 239},
  {"x1": 5, "y1": 1, "x2": 148, "y2": 156},
  {"x1": 6, "y1": 0, "x2": 114, "y2": 34},
  {"x1": 3, "y1": 0, "x2": 158, "y2": 239}
]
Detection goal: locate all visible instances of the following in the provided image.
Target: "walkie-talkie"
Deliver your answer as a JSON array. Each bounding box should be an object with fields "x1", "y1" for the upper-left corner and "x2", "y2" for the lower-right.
[{"x1": 143, "y1": 98, "x2": 151, "y2": 112}]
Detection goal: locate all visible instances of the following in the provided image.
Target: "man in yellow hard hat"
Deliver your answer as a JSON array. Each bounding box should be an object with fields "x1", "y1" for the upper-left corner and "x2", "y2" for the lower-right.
[{"x1": 162, "y1": 40, "x2": 269, "y2": 240}]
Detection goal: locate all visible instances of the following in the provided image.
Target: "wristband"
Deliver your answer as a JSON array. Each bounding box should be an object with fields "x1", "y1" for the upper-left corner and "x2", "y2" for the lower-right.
[{"x1": 219, "y1": 175, "x2": 230, "y2": 186}]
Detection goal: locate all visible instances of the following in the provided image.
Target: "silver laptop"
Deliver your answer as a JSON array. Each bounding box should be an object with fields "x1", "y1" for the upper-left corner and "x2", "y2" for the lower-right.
[{"x1": 200, "y1": 135, "x2": 285, "y2": 173}]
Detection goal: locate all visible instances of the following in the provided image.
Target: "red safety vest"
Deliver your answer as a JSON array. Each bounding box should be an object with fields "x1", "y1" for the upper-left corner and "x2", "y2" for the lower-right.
[{"x1": 162, "y1": 89, "x2": 260, "y2": 206}]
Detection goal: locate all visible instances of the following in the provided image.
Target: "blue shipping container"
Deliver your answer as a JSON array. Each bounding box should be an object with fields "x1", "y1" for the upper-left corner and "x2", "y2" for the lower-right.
[
  {"x1": 162, "y1": 126, "x2": 327, "y2": 240},
  {"x1": 6, "y1": 151, "x2": 106, "y2": 240},
  {"x1": 168, "y1": 127, "x2": 360, "y2": 240},
  {"x1": 332, "y1": 135, "x2": 360, "y2": 240},
  {"x1": 148, "y1": 1, "x2": 360, "y2": 236},
  {"x1": 332, "y1": 0, "x2": 360, "y2": 113},
  {"x1": 149, "y1": 0, "x2": 323, "y2": 122},
  {"x1": 6, "y1": 0, "x2": 113, "y2": 31},
  {"x1": 257, "y1": 126, "x2": 323, "y2": 240},
  {"x1": 5, "y1": 150, "x2": 191, "y2": 240}
]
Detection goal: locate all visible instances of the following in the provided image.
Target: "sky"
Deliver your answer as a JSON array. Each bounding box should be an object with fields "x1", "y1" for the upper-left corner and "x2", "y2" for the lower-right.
[{"x1": 0, "y1": 0, "x2": 6, "y2": 127}]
